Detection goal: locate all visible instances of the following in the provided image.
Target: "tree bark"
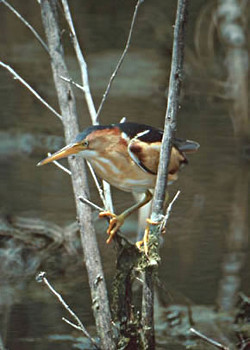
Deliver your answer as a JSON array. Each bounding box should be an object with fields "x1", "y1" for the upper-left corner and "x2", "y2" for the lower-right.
[
  {"x1": 40, "y1": 1, "x2": 115, "y2": 348},
  {"x1": 141, "y1": 0, "x2": 189, "y2": 348},
  {"x1": 151, "y1": 0, "x2": 189, "y2": 220}
]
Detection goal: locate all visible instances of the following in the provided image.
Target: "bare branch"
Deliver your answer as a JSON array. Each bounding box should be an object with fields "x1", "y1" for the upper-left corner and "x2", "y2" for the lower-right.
[
  {"x1": 96, "y1": 0, "x2": 144, "y2": 120},
  {"x1": 62, "y1": 317, "x2": 82, "y2": 331},
  {"x1": 36, "y1": 272, "x2": 100, "y2": 349},
  {"x1": 47, "y1": 152, "x2": 72, "y2": 175},
  {"x1": 1, "y1": 0, "x2": 49, "y2": 53},
  {"x1": 60, "y1": 0, "x2": 114, "y2": 214},
  {"x1": 141, "y1": 267, "x2": 155, "y2": 349},
  {"x1": 0, "y1": 61, "x2": 62, "y2": 120},
  {"x1": 86, "y1": 161, "x2": 107, "y2": 209},
  {"x1": 79, "y1": 196, "x2": 104, "y2": 212},
  {"x1": 102, "y1": 181, "x2": 114, "y2": 212},
  {"x1": 87, "y1": 160, "x2": 114, "y2": 211},
  {"x1": 46, "y1": 156, "x2": 107, "y2": 213},
  {"x1": 60, "y1": 75, "x2": 86, "y2": 92},
  {"x1": 160, "y1": 190, "x2": 181, "y2": 230},
  {"x1": 190, "y1": 328, "x2": 230, "y2": 350},
  {"x1": 60, "y1": 1, "x2": 143, "y2": 212},
  {"x1": 60, "y1": 0, "x2": 97, "y2": 124},
  {"x1": 151, "y1": 0, "x2": 188, "y2": 221},
  {"x1": 141, "y1": 1, "x2": 189, "y2": 348},
  {"x1": 40, "y1": 2, "x2": 115, "y2": 347}
]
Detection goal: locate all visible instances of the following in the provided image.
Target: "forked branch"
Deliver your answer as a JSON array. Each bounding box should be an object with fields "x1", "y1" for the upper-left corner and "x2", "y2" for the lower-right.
[{"x1": 36, "y1": 272, "x2": 100, "y2": 349}]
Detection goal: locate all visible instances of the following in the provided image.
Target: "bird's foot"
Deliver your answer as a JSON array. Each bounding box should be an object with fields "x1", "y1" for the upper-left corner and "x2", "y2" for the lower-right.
[
  {"x1": 136, "y1": 218, "x2": 162, "y2": 256},
  {"x1": 135, "y1": 225, "x2": 150, "y2": 256},
  {"x1": 99, "y1": 211, "x2": 125, "y2": 244}
]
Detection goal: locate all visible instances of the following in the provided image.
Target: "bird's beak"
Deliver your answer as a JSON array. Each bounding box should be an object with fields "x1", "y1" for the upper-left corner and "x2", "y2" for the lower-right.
[{"x1": 37, "y1": 142, "x2": 83, "y2": 166}]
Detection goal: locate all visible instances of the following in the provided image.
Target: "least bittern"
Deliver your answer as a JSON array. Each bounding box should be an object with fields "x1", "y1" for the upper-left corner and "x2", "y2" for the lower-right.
[{"x1": 38, "y1": 122, "x2": 199, "y2": 247}]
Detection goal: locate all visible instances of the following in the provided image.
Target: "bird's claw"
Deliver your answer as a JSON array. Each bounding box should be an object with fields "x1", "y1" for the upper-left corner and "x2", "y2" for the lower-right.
[
  {"x1": 99, "y1": 211, "x2": 124, "y2": 244},
  {"x1": 135, "y1": 225, "x2": 150, "y2": 256},
  {"x1": 136, "y1": 218, "x2": 162, "y2": 256}
]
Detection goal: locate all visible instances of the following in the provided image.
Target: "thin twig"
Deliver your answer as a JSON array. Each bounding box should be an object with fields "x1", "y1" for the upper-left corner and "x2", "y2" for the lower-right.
[
  {"x1": 160, "y1": 190, "x2": 181, "y2": 230},
  {"x1": 60, "y1": 0, "x2": 97, "y2": 124},
  {"x1": 102, "y1": 181, "x2": 114, "y2": 212},
  {"x1": 62, "y1": 317, "x2": 83, "y2": 331},
  {"x1": 86, "y1": 161, "x2": 107, "y2": 209},
  {"x1": 0, "y1": 61, "x2": 62, "y2": 120},
  {"x1": 60, "y1": 75, "x2": 86, "y2": 92},
  {"x1": 36, "y1": 272, "x2": 100, "y2": 349},
  {"x1": 48, "y1": 159, "x2": 106, "y2": 213},
  {"x1": 48, "y1": 156, "x2": 106, "y2": 213},
  {"x1": 1, "y1": 0, "x2": 49, "y2": 53},
  {"x1": 60, "y1": 0, "x2": 114, "y2": 213},
  {"x1": 79, "y1": 196, "x2": 104, "y2": 212},
  {"x1": 190, "y1": 328, "x2": 230, "y2": 350},
  {"x1": 47, "y1": 152, "x2": 72, "y2": 175},
  {"x1": 96, "y1": 0, "x2": 144, "y2": 120}
]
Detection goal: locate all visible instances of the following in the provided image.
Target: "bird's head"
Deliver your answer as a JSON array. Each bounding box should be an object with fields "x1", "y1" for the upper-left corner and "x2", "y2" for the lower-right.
[{"x1": 37, "y1": 125, "x2": 114, "y2": 166}]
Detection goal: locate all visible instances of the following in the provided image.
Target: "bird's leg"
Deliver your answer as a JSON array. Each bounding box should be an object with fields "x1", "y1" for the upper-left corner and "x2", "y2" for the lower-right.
[
  {"x1": 135, "y1": 218, "x2": 161, "y2": 255},
  {"x1": 136, "y1": 191, "x2": 169, "y2": 255},
  {"x1": 99, "y1": 190, "x2": 152, "y2": 244}
]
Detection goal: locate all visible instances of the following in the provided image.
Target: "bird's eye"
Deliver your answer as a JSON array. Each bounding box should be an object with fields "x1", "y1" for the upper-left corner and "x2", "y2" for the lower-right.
[{"x1": 82, "y1": 140, "x2": 89, "y2": 147}]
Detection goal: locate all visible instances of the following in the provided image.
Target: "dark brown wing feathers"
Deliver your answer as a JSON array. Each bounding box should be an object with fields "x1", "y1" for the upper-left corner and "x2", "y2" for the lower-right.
[{"x1": 125, "y1": 123, "x2": 199, "y2": 178}]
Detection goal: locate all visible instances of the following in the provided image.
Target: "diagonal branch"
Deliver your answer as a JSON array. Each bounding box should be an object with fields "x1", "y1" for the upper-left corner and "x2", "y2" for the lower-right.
[
  {"x1": 96, "y1": 0, "x2": 144, "y2": 120},
  {"x1": 1, "y1": 0, "x2": 49, "y2": 53},
  {"x1": 0, "y1": 61, "x2": 62, "y2": 120},
  {"x1": 190, "y1": 328, "x2": 230, "y2": 350},
  {"x1": 60, "y1": 0, "x2": 144, "y2": 212},
  {"x1": 60, "y1": 0, "x2": 114, "y2": 211},
  {"x1": 160, "y1": 190, "x2": 181, "y2": 231},
  {"x1": 36, "y1": 272, "x2": 100, "y2": 349},
  {"x1": 60, "y1": 0, "x2": 97, "y2": 124}
]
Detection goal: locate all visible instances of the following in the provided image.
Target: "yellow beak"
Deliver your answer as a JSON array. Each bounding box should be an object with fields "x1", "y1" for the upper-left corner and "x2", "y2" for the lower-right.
[{"x1": 37, "y1": 142, "x2": 83, "y2": 166}]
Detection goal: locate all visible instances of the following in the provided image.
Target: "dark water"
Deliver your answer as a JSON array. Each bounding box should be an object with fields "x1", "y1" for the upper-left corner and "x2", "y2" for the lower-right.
[{"x1": 0, "y1": 0, "x2": 249, "y2": 349}]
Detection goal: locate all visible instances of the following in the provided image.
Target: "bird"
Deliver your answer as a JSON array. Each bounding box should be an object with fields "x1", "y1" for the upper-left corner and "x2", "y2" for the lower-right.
[{"x1": 37, "y1": 122, "x2": 199, "y2": 248}]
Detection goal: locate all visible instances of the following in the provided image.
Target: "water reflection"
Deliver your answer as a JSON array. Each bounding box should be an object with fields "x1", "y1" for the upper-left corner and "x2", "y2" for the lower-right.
[{"x1": 0, "y1": 0, "x2": 249, "y2": 349}]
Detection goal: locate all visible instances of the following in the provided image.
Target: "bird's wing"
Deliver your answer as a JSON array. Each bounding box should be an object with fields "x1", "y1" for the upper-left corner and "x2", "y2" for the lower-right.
[
  {"x1": 122, "y1": 123, "x2": 199, "y2": 176},
  {"x1": 173, "y1": 138, "x2": 200, "y2": 153},
  {"x1": 127, "y1": 131, "x2": 161, "y2": 175},
  {"x1": 128, "y1": 138, "x2": 188, "y2": 176},
  {"x1": 127, "y1": 133, "x2": 199, "y2": 176}
]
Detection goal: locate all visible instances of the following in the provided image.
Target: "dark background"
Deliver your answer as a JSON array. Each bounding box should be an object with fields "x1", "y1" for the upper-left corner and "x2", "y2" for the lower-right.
[{"x1": 0, "y1": 0, "x2": 249, "y2": 348}]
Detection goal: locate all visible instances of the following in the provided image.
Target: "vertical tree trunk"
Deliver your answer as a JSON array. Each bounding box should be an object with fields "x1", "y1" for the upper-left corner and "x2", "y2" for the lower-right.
[
  {"x1": 40, "y1": 1, "x2": 115, "y2": 348},
  {"x1": 141, "y1": 0, "x2": 189, "y2": 348},
  {"x1": 141, "y1": 267, "x2": 155, "y2": 349}
]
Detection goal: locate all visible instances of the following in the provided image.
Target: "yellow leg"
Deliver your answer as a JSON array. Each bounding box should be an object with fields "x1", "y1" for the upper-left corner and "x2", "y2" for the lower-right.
[
  {"x1": 136, "y1": 218, "x2": 161, "y2": 255},
  {"x1": 136, "y1": 191, "x2": 169, "y2": 254},
  {"x1": 99, "y1": 190, "x2": 152, "y2": 244}
]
